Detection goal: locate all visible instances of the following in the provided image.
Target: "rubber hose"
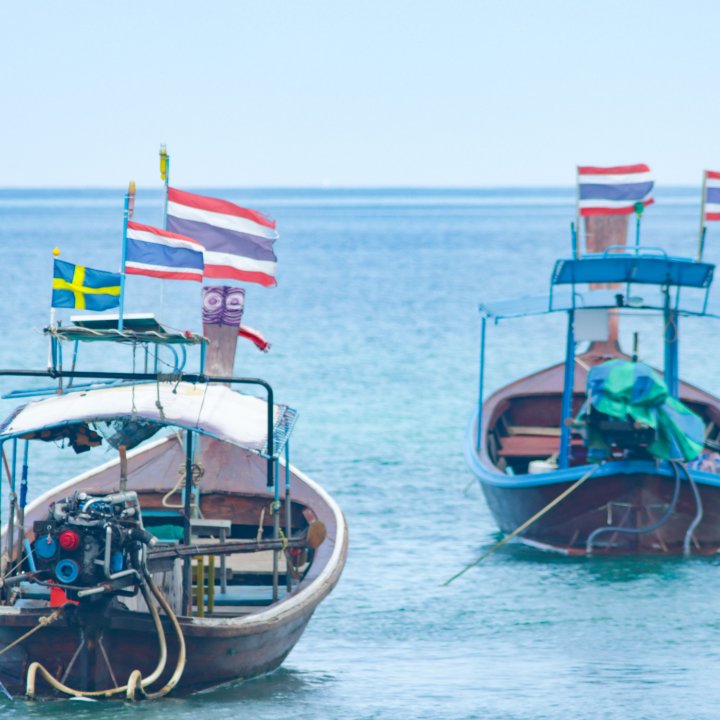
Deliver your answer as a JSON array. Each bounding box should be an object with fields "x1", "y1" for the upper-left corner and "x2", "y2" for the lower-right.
[
  {"x1": 586, "y1": 460, "x2": 682, "y2": 554},
  {"x1": 682, "y1": 464, "x2": 704, "y2": 557},
  {"x1": 26, "y1": 576, "x2": 168, "y2": 699},
  {"x1": 127, "y1": 568, "x2": 186, "y2": 700}
]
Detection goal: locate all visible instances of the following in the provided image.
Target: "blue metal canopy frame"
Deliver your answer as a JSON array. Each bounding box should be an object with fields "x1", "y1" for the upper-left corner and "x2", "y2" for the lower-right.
[
  {"x1": 474, "y1": 249, "x2": 719, "y2": 470},
  {"x1": 552, "y1": 253, "x2": 714, "y2": 288}
]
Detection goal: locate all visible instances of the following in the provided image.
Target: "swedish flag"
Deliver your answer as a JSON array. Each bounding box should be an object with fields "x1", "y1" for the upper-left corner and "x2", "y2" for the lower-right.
[{"x1": 52, "y1": 259, "x2": 121, "y2": 311}]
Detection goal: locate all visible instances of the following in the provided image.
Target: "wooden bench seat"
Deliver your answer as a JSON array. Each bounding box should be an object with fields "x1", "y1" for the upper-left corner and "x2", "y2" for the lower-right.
[
  {"x1": 497, "y1": 435, "x2": 583, "y2": 458},
  {"x1": 497, "y1": 435, "x2": 560, "y2": 458}
]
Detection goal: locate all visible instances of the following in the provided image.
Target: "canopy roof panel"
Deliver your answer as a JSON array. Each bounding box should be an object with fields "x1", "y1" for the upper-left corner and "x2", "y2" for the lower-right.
[
  {"x1": 479, "y1": 287, "x2": 720, "y2": 321},
  {"x1": 0, "y1": 382, "x2": 295, "y2": 455},
  {"x1": 551, "y1": 254, "x2": 714, "y2": 289}
]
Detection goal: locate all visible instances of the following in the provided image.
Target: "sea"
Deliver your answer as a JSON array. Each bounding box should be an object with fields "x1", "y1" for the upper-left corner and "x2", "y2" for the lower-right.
[{"x1": 1, "y1": 187, "x2": 719, "y2": 719}]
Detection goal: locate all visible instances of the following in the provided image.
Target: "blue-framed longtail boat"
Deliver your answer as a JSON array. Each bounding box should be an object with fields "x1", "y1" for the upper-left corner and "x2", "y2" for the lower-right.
[
  {"x1": 0, "y1": 306, "x2": 347, "y2": 699},
  {"x1": 466, "y1": 213, "x2": 720, "y2": 555}
]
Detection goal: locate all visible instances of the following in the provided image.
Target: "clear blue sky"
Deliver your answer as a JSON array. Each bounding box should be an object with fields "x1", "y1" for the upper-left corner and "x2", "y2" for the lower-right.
[{"x1": 1, "y1": 0, "x2": 718, "y2": 187}]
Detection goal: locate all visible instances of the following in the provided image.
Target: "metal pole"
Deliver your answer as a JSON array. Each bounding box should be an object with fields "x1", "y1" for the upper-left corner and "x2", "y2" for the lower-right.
[
  {"x1": 634, "y1": 201, "x2": 644, "y2": 252},
  {"x1": 664, "y1": 288, "x2": 679, "y2": 398},
  {"x1": 285, "y1": 442, "x2": 292, "y2": 592},
  {"x1": 17, "y1": 440, "x2": 28, "y2": 531},
  {"x1": 272, "y1": 458, "x2": 280, "y2": 602},
  {"x1": 571, "y1": 222, "x2": 578, "y2": 260},
  {"x1": 118, "y1": 184, "x2": 133, "y2": 332},
  {"x1": 575, "y1": 166, "x2": 582, "y2": 259},
  {"x1": 182, "y1": 430, "x2": 194, "y2": 615},
  {"x1": 698, "y1": 171, "x2": 707, "y2": 261},
  {"x1": 6, "y1": 440, "x2": 18, "y2": 567},
  {"x1": 0, "y1": 441, "x2": 4, "y2": 590},
  {"x1": 160, "y1": 146, "x2": 170, "y2": 318},
  {"x1": 476, "y1": 316, "x2": 487, "y2": 452},
  {"x1": 558, "y1": 310, "x2": 575, "y2": 469}
]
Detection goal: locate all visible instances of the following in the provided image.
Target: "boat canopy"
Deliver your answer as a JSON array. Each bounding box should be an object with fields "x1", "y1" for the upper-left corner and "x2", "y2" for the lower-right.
[
  {"x1": 0, "y1": 382, "x2": 297, "y2": 455},
  {"x1": 551, "y1": 254, "x2": 714, "y2": 289},
  {"x1": 481, "y1": 252, "x2": 717, "y2": 322},
  {"x1": 480, "y1": 287, "x2": 720, "y2": 321}
]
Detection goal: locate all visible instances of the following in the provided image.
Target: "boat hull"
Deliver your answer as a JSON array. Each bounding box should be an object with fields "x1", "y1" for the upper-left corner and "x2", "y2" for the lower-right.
[
  {"x1": 476, "y1": 465, "x2": 720, "y2": 555},
  {"x1": 0, "y1": 435, "x2": 348, "y2": 698},
  {"x1": 0, "y1": 601, "x2": 317, "y2": 697}
]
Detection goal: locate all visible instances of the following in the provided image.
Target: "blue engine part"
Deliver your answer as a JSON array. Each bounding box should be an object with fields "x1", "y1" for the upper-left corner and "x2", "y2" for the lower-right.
[
  {"x1": 54, "y1": 559, "x2": 80, "y2": 584},
  {"x1": 34, "y1": 536, "x2": 58, "y2": 560}
]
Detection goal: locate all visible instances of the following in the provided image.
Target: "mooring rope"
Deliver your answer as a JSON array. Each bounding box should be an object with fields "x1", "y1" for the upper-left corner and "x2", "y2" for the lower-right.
[
  {"x1": 0, "y1": 607, "x2": 64, "y2": 658},
  {"x1": 443, "y1": 464, "x2": 600, "y2": 586}
]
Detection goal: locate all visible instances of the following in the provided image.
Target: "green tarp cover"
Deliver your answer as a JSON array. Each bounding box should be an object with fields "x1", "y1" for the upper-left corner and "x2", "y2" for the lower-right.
[{"x1": 579, "y1": 360, "x2": 704, "y2": 462}]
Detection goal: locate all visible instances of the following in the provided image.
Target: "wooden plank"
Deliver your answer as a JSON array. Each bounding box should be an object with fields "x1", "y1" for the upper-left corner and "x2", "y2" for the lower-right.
[
  {"x1": 498, "y1": 435, "x2": 560, "y2": 458},
  {"x1": 505, "y1": 425, "x2": 562, "y2": 437}
]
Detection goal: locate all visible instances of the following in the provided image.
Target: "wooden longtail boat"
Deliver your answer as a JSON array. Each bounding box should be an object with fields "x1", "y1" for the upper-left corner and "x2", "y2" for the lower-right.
[
  {"x1": 465, "y1": 212, "x2": 720, "y2": 555},
  {"x1": 0, "y1": 295, "x2": 347, "y2": 699}
]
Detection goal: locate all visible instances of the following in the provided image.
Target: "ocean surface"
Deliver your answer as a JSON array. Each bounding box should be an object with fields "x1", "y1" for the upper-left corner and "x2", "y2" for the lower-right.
[{"x1": 1, "y1": 187, "x2": 720, "y2": 719}]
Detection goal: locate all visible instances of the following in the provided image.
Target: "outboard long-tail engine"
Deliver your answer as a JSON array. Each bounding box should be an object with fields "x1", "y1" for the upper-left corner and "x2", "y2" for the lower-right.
[{"x1": 31, "y1": 490, "x2": 157, "y2": 601}]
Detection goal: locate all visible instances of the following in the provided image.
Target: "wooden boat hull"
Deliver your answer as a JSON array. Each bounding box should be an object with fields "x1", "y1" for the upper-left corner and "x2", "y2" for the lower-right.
[
  {"x1": 0, "y1": 597, "x2": 315, "y2": 696},
  {"x1": 477, "y1": 464, "x2": 720, "y2": 554},
  {"x1": 466, "y1": 352, "x2": 720, "y2": 555},
  {"x1": 0, "y1": 435, "x2": 348, "y2": 697}
]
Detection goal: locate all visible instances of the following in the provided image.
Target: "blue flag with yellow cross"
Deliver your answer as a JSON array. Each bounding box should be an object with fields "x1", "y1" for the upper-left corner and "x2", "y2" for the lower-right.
[{"x1": 52, "y1": 259, "x2": 121, "y2": 311}]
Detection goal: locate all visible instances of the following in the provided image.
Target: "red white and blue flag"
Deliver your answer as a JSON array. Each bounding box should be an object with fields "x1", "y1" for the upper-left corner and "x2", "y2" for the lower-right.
[
  {"x1": 125, "y1": 221, "x2": 205, "y2": 282},
  {"x1": 166, "y1": 188, "x2": 278, "y2": 287},
  {"x1": 577, "y1": 164, "x2": 654, "y2": 216},
  {"x1": 703, "y1": 171, "x2": 720, "y2": 222}
]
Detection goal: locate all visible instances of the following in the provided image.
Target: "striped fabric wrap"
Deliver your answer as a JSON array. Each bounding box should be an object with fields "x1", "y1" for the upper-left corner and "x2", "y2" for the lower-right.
[
  {"x1": 167, "y1": 187, "x2": 278, "y2": 287},
  {"x1": 704, "y1": 170, "x2": 720, "y2": 222},
  {"x1": 202, "y1": 286, "x2": 246, "y2": 327},
  {"x1": 577, "y1": 164, "x2": 654, "y2": 217}
]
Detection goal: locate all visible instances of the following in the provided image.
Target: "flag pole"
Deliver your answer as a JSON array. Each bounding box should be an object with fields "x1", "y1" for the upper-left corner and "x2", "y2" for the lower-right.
[
  {"x1": 698, "y1": 170, "x2": 707, "y2": 262},
  {"x1": 118, "y1": 180, "x2": 135, "y2": 332},
  {"x1": 48, "y1": 248, "x2": 60, "y2": 371},
  {"x1": 633, "y1": 201, "x2": 644, "y2": 252},
  {"x1": 159, "y1": 145, "x2": 170, "y2": 319},
  {"x1": 160, "y1": 144, "x2": 170, "y2": 229},
  {"x1": 575, "y1": 166, "x2": 582, "y2": 258}
]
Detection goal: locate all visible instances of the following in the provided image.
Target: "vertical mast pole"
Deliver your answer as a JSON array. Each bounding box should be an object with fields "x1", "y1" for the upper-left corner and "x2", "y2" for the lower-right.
[
  {"x1": 476, "y1": 316, "x2": 487, "y2": 452},
  {"x1": 633, "y1": 201, "x2": 644, "y2": 252},
  {"x1": 285, "y1": 441, "x2": 292, "y2": 592},
  {"x1": 182, "y1": 430, "x2": 194, "y2": 616},
  {"x1": 663, "y1": 288, "x2": 679, "y2": 398},
  {"x1": 160, "y1": 145, "x2": 170, "y2": 229},
  {"x1": 48, "y1": 248, "x2": 61, "y2": 371},
  {"x1": 698, "y1": 170, "x2": 708, "y2": 261},
  {"x1": 558, "y1": 310, "x2": 576, "y2": 469},
  {"x1": 118, "y1": 181, "x2": 135, "y2": 332},
  {"x1": 575, "y1": 166, "x2": 582, "y2": 259},
  {"x1": 160, "y1": 146, "x2": 170, "y2": 320}
]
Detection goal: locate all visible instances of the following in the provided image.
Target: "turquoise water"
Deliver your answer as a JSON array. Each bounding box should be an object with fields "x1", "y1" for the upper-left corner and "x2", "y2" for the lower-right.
[{"x1": 1, "y1": 188, "x2": 720, "y2": 718}]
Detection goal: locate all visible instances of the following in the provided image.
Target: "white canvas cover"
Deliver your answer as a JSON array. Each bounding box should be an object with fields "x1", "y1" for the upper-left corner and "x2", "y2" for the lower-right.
[{"x1": 0, "y1": 382, "x2": 286, "y2": 452}]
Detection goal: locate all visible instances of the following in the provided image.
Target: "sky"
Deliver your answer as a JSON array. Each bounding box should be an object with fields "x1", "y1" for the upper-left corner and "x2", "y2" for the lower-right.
[{"x1": 1, "y1": 0, "x2": 718, "y2": 188}]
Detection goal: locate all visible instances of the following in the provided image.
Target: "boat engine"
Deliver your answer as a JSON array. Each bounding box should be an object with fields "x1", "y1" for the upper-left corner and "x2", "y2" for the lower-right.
[
  {"x1": 585, "y1": 408, "x2": 657, "y2": 454},
  {"x1": 31, "y1": 491, "x2": 157, "y2": 600}
]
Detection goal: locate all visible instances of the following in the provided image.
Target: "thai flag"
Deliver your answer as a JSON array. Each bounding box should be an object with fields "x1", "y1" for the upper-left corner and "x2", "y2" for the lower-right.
[
  {"x1": 166, "y1": 188, "x2": 278, "y2": 287},
  {"x1": 125, "y1": 222, "x2": 205, "y2": 282},
  {"x1": 577, "y1": 164, "x2": 654, "y2": 216},
  {"x1": 704, "y1": 171, "x2": 720, "y2": 222}
]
